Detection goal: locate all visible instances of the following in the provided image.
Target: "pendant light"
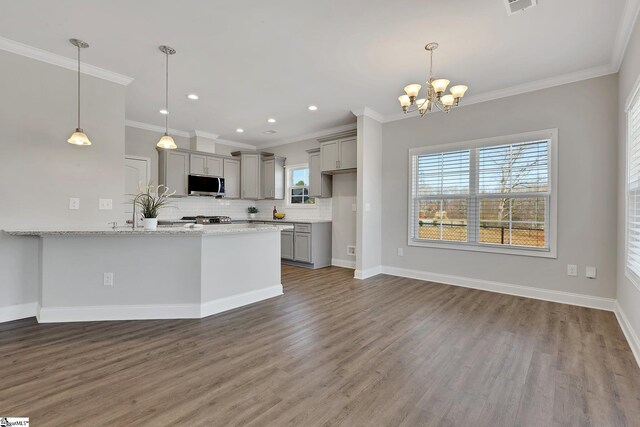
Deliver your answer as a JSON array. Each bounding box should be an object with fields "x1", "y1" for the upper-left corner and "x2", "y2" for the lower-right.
[
  {"x1": 67, "y1": 38, "x2": 91, "y2": 146},
  {"x1": 157, "y1": 45, "x2": 177, "y2": 149}
]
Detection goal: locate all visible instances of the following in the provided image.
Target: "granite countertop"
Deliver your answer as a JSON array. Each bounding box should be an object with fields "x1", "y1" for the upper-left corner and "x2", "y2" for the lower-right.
[
  {"x1": 234, "y1": 218, "x2": 332, "y2": 224},
  {"x1": 3, "y1": 223, "x2": 294, "y2": 237}
]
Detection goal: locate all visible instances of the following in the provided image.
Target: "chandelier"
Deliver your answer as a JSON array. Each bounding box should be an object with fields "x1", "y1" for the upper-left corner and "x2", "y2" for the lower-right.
[{"x1": 398, "y1": 42, "x2": 468, "y2": 116}]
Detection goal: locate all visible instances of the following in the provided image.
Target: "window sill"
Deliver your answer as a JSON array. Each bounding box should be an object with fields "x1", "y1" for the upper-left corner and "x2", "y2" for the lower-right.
[{"x1": 407, "y1": 239, "x2": 557, "y2": 258}]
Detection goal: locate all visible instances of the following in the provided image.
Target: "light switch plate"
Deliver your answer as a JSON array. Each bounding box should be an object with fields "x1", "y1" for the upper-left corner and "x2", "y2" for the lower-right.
[
  {"x1": 351, "y1": 203, "x2": 357, "y2": 212},
  {"x1": 397, "y1": 248, "x2": 404, "y2": 257},
  {"x1": 69, "y1": 198, "x2": 80, "y2": 210},
  {"x1": 99, "y1": 199, "x2": 113, "y2": 210},
  {"x1": 586, "y1": 266, "x2": 597, "y2": 279},
  {"x1": 567, "y1": 264, "x2": 577, "y2": 277},
  {"x1": 347, "y1": 245, "x2": 356, "y2": 256},
  {"x1": 103, "y1": 272, "x2": 114, "y2": 286}
]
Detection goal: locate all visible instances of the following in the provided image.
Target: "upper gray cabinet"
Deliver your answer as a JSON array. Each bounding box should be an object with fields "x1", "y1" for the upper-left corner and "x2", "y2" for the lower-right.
[
  {"x1": 262, "y1": 156, "x2": 285, "y2": 200},
  {"x1": 307, "y1": 148, "x2": 332, "y2": 198},
  {"x1": 223, "y1": 158, "x2": 240, "y2": 199},
  {"x1": 190, "y1": 154, "x2": 223, "y2": 176},
  {"x1": 233, "y1": 152, "x2": 261, "y2": 199},
  {"x1": 320, "y1": 137, "x2": 357, "y2": 172},
  {"x1": 158, "y1": 150, "x2": 189, "y2": 196}
]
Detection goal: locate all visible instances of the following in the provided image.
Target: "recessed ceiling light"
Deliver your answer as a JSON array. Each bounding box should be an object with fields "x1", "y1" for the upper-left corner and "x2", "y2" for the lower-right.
[
  {"x1": 263, "y1": 130, "x2": 278, "y2": 134},
  {"x1": 236, "y1": 128, "x2": 244, "y2": 133},
  {"x1": 187, "y1": 94, "x2": 199, "y2": 100},
  {"x1": 267, "y1": 118, "x2": 276, "y2": 123},
  {"x1": 308, "y1": 105, "x2": 318, "y2": 111},
  {"x1": 159, "y1": 109, "x2": 169, "y2": 115}
]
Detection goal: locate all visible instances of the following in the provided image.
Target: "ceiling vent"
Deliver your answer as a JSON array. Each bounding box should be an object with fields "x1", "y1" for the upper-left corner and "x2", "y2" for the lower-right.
[{"x1": 504, "y1": 0, "x2": 537, "y2": 15}]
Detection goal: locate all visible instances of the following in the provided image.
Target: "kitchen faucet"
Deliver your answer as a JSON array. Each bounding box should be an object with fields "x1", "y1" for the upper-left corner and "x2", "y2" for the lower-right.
[{"x1": 131, "y1": 193, "x2": 145, "y2": 230}]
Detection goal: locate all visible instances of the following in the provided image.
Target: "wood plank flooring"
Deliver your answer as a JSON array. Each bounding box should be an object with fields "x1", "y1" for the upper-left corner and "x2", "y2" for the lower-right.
[{"x1": 1, "y1": 265, "x2": 640, "y2": 426}]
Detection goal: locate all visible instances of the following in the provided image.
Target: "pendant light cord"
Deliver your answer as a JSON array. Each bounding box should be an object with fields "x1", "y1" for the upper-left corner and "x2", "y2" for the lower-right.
[
  {"x1": 77, "y1": 44, "x2": 81, "y2": 129},
  {"x1": 165, "y1": 50, "x2": 169, "y2": 134}
]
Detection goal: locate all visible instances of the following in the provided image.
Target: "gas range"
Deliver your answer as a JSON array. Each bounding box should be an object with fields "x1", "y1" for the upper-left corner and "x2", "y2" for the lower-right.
[{"x1": 181, "y1": 215, "x2": 232, "y2": 224}]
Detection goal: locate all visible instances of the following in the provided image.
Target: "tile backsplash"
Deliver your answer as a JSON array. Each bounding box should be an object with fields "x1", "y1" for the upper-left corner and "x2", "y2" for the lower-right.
[{"x1": 157, "y1": 197, "x2": 332, "y2": 221}]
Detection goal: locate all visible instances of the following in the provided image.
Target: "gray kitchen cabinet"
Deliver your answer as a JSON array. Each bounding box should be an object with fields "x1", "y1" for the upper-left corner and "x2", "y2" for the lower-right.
[
  {"x1": 320, "y1": 137, "x2": 357, "y2": 172},
  {"x1": 251, "y1": 220, "x2": 332, "y2": 268},
  {"x1": 307, "y1": 148, "x2": 332, "y2": 198},
  {"x1": 262, "y1": 156, "x2": 285, "y2": 200},
  {"x1": 190, "y1": 154, "x2": 223, "y2": 176},
  {"x1": 223, "y1": 158, "x2": 240, "y2": 199},
  {"x1": 233, "y1": 152, "x2": 261, "y2": 199},
  {"x1": 294, "y1": 232, "x2": 312, "y2": 263},
  {"x1": 281, "y1": 230, "x2": 294, "y2": 260},
  {"x1": 158, "y1": 149, "x2": 189, "y2": 196}
]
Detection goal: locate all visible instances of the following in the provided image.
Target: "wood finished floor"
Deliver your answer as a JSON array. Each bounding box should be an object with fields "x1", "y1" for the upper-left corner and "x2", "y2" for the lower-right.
[{"x1": 2, "y1": 265, "x2": 640, "y2": 426}]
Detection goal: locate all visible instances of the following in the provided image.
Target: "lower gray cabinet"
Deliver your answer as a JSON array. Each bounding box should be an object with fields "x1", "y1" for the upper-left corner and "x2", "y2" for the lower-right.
[
  {"x1": 294, "y1": 232, "x2": 312, "y2": 263},
  {"x1": 281, "y1": 231, "x2": 294, "y2": 260}
]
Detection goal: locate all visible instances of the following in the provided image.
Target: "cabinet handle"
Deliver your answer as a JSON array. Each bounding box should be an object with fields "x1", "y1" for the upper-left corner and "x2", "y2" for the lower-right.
[{"x1": 336, "y1": 160, "x2": 339, "y2": 169}]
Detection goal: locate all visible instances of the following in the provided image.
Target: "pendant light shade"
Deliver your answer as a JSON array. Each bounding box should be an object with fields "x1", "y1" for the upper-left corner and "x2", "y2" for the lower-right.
[
  {"x1": 68, "y1": 38, "x2": 91, "y2": 146},
  {"x1": 157, "y1": 133, "x2": 177, "y2": 149},
  {"x1": 157, "y1": 45, "x2": 177, "y2": 149}
]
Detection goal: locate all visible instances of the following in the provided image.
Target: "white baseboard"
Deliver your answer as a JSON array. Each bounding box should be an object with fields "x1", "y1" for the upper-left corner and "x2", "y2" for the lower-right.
[
  {"x1": 37, "y1": 285, "x2": 283, "y2": 323},
  {"x1": 39, "y1": 303, "x2": 201, "y2": 323},
  {"x1": 200, "y1": 285, "x2": 283, "y2": 318},
  {"x1": 332, "y1": 258, "x2": 356, "y2": 269},
  {"x1": 381, "y1": 266, "x2": 616, "y2": 311},
  {"x1": 614, "y1": 301, "x2": 640, "y2": 368},
  {"x1": 0, "y1": 302, "x2": 37, "y2": 323},
  {"x1": 354, "y1": 266, "x2": 383, "y2": 280}
]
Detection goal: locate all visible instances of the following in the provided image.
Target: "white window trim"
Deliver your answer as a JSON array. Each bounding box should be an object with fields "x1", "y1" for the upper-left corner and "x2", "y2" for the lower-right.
[
  {"x1": 285, "y1": 163, "x2": 316, "y2": 209},
  {"x1": 624, "y1": 74, "x2": 640, "y2": 291},
  {"x1": 407, "y1": 129, "x2": 558, "y2": 258}
]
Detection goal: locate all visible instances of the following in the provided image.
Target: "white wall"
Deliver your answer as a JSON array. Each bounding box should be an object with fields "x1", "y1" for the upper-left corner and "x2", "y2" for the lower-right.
[
  {"x1": 381, "y1": 74, "x2": 619, "y2": 299},
  {"x1": 356, "y1": 115, "x2": 383, "y2": 277},
  {"x1": 0, "y1": 50, "x2": 126, "y2": 310},
  {"x1": 617, "y1": 17, "x2": 640, "y2": 342}
]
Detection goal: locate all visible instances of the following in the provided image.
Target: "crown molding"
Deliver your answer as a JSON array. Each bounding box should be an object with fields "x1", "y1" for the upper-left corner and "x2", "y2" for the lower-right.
[
  {"x1": 351, "y1": 107, "x2": 384, "y2": 122},
  {"x1": 125, "y1": 120, "x2": 191, "y2": 138},
  {"x1": 257, "y1": 122, "x2": 357, "y2": 149},
  {"x1": 382, "y1": 63, "x2": 617, "y2": 123},
  {"x1": 214, "y1": 138, "x2": 258, "y2": 150},
  {"x1": 612, "y1": 0, "x2": 640, "y2": 71},
  {"x1": 0, "y1": 36, "x2": 134, "y2": 86},
  {"x1": 190, "y1": 130, "x2": 220, "y2": 140}
]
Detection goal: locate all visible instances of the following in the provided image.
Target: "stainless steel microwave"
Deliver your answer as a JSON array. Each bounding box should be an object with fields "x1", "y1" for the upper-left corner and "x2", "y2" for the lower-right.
[{"x1": 188, "y1": 174, "x2": 225, "y2": 197}]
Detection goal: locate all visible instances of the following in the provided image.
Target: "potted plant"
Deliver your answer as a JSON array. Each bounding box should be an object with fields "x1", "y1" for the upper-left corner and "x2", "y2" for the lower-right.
[
  {"x1": 133, "y1": 184, "x2": 175, "y2": 231},
  {"x1": 247, "y1": 206, "x2": 259, "y2": 219}
]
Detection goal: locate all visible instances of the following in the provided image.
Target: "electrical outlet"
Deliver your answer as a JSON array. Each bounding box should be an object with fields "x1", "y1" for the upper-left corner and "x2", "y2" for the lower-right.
[
  {"x1": 567, "y1": 264, "x2": 577, "y2": 277},
  {"x1": 586, "y1": 266, "x2": 597, "y2": 279},
  {"x1": 69, "y1": 198, "x2": 80, "y2": 210},
  {"x1": 103, "y1": 272, "x2": 114, "y2": 286},
  {"x1": 99, "y1": 199, "x2": 113, "y2": 210},
  {"x1": 351, "y1": 203, "x2": 357, "y2": 212},
  {"x1": 347, "y1": 245, "x2": 356, "y2": 256},
  {"x1": 397, "y1": 248, "x2": 404, "y2": 256}
]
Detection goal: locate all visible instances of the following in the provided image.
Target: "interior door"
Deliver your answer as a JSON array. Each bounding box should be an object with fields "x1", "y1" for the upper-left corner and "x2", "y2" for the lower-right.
[{"x1": 124, "y1": 156, "x2": 150, "y2": 214}]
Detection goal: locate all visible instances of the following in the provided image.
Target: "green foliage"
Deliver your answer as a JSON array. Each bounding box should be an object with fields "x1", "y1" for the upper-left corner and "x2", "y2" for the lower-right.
[
  {"x1": 131, "y1": 184, "x2": 175, "y2": 218},
  {"x1": 296, "y1": 180, "x2": 306, "y2": 186},
  {"x1": 247, "y1": 206, "x2": 259, "y2": 214}
]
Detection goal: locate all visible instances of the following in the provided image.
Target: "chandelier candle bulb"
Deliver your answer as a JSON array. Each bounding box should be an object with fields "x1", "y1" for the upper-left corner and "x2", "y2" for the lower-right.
[
  {"x1": 431, "y1": 79, "x2": 450, "y2": 95},
  {"x1": 416, "y1": 99, "x2": 428, "y2": 114},
  {"x1": 403, "y1": 84, "x2": 422, "y2": 102},
  {"x1": 398, "y1": 95, "x2": 411, "y2": 111},
  {"x1": 450, "y1": 85, "x2": 468, "y2": 104}
]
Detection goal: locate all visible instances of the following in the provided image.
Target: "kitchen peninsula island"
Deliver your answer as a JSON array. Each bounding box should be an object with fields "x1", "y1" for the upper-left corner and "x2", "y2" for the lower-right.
[{"x1": 5, "y1": 223, "x2": 291, "y2": 323}]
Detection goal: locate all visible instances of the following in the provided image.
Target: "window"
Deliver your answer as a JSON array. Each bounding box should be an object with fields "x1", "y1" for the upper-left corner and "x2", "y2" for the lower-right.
[
  {"x1": 626, "y1": 82, "x2": 640, "y2": 287},
  {"x1": 286, "y1": 164, "x2": 315, "y2": 207},
  {"x1": 409, "y1": 130, "x2": 557, "y2": 257}
]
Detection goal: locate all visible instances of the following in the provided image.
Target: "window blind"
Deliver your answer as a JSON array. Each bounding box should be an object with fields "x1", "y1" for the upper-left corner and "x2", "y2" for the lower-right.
[
  {"x1": 410, "y1": 138, "x2": 551, "y2": 250},
  {"x1": 627, "y1": 93, "x2": 640, "y2": 279}
]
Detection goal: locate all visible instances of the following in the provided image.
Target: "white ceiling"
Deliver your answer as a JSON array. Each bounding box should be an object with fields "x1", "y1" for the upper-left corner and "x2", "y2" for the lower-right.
[{"x1": 0, "y1": 0, "x2": 636, "y2": 147}]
